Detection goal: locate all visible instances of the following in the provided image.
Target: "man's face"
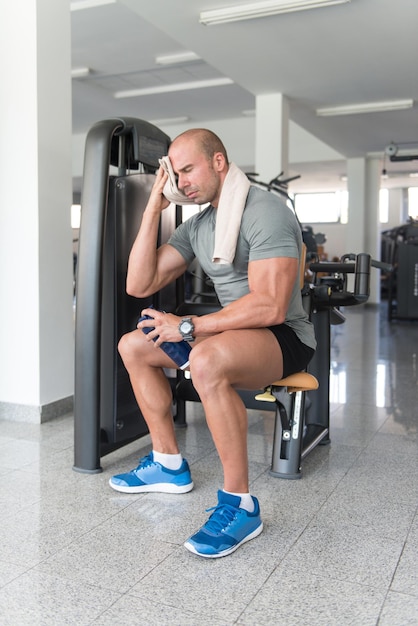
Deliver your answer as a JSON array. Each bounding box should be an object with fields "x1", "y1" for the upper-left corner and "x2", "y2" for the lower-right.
[{"x1": 168, "y1": 138, "x2": 223, "y2": 207}]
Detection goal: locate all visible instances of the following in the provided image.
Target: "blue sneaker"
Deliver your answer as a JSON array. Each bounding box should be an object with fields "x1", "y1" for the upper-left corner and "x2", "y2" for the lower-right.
[
  {"x1": 109, "y1": 452, "x2": 193, "y2": 494},
  {"x1": 184, "y1": 490, "x2": 263, "y2": 558}
]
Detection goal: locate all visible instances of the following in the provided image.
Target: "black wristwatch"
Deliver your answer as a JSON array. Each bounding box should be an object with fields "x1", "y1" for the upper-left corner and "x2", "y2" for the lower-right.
[{"x1": 178, "y1": 317, "x2": 195, "y2": 342}]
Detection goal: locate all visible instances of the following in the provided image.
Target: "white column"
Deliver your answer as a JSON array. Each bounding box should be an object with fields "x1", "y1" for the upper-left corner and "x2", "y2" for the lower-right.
[
  {"x1": 0, "y1": 0, "x2": 74, "y2": 422},
  {"x1": 365, "y1": 157, "x2": 381, "y2": 304},
  {"x1": 386, "y1": 189, "x2": 403, "y2": 229},
  {"x1": 255, "y1": 93, "x2": 289, "y2": 182},
  {"x1": 346, "y1": 158, "x2": 367, "y2": 253},
  {"x1": 346, "y1": 157, "x2": 381, "y2": 304}
]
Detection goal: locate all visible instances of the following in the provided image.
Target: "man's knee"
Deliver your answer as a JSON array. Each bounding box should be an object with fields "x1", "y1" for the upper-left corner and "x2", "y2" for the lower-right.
[
  {"x1": 189, "y1": 341, "x2": 229, "y2": 391},
  {"x1": 118, "y1": 331, "x2": 129, "y2": 359},
  {"x1": 118, "y1": 330, "x2": 144, "y2": 364}
]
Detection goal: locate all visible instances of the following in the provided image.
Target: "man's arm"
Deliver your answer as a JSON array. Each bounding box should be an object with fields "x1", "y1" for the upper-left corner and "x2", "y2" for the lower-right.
[
  {"x1": 126, "y1": 166, "x2": 188, "y2": 298},
  {"x1": 192, "y1": 256, "x2": 298, "y2": 335},
  {"x1": 139, "y1": 256, "x2": 299, "y2": 344}
]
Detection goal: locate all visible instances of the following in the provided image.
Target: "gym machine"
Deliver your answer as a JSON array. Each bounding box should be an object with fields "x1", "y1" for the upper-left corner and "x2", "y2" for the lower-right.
[
  {"x1": 270, "y1": 253, "x2": 373, "y2": 477},
  {"x1": 73, "y1": 118, "x2": 180, "y2": 473},
  {"x1": 381, "y1": 219, "x2": 418, "y2": 321},
  {"x1": 175, "y1": 252, "x2": 374, "y2": 478}
]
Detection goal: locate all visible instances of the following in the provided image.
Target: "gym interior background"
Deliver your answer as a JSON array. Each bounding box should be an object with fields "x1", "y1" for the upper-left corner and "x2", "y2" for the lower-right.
[{"x1": 0, "y1": 1, "x2": 417, "y2": 624}]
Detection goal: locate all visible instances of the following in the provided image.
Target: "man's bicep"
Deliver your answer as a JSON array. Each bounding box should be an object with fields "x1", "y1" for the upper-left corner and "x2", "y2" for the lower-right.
[
  {"x1": 156, "y1": 243, "x2": 189, "y2": 283},
  {"x1": 248, "y1": 256, "x2": 299, "y2": 299}
]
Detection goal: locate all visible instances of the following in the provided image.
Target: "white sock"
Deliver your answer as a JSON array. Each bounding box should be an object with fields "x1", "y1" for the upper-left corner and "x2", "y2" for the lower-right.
[
  {"x1": 152, "y1": 450, "x2": 183, "y2": 471},
  {"x1": 223, "y1": 490, "x2": 255, "y2": 513}
]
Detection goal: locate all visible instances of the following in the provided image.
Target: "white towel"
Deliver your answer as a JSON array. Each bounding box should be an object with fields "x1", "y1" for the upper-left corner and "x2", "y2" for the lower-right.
[
  {"x1": 159, "y1": 156, "x2": 250, "y2": 265},
  {"x1": 212, "y1": 162, "x2": 251, "y2": 264},
  {"x1": 159, "y1": 156, "x2": 196, "y2": 205}
]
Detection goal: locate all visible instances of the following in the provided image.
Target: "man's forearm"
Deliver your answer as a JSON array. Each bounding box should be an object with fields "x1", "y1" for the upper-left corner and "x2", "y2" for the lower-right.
[
  {"x1": 126, "y1": 208, "x2": 161, "y2": 297},
  {"x1": 192, "y1": 292, "x2": 286, "y2": 337}
]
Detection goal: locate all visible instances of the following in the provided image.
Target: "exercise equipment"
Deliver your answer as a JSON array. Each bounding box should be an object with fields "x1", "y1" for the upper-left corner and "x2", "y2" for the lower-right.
[
  {"x1": 270, "y1": 254, "x2": 392, "y2": 478},
  {"x1": 175, "y1": 251, "x2": 373, "y2": 478},
  {"x1": 381, "y1": 219, "x2": 418, "y2": 320},
  {"x1": 257, "y1": 372, "x2": 319, "y2": 478},
  {"x1": 267, "y1": 253, "x2": 372, "y2": 477},
  {"x1": 73, "y1": 118, "x2": 179, "y2": 473}
]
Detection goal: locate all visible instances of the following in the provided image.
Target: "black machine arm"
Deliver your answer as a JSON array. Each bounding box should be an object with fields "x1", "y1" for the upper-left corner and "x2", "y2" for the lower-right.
[{"x1": 308, "y1": 253, "x2": 372, "y2": 307}]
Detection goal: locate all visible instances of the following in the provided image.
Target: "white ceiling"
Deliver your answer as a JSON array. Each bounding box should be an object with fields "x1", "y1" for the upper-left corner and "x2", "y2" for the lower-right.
[{"x1": 71, "y1": 0, "x2": 418, "y2": 192}]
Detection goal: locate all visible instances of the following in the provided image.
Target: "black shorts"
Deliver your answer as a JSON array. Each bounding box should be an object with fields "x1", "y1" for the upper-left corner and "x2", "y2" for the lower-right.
[{"x1": 267, "y1": 324, "x2": 315, "y2": 378}]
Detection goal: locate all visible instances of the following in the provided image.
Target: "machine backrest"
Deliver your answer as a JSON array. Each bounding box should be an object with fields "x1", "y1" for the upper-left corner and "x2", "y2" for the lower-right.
[{"x1": 299, "y1": 243, "x2": 307, "y2": 290}]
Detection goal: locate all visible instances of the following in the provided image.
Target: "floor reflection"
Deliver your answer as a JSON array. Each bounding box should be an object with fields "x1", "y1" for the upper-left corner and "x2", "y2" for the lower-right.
[{"x1": 329, "y1": 304, "x2": 418, "y2": 433}]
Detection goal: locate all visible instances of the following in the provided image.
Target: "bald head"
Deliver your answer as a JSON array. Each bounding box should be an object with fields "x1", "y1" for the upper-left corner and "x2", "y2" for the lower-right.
[{"x1": 169, "y1": 129, "x2": 229, "y2": 164}]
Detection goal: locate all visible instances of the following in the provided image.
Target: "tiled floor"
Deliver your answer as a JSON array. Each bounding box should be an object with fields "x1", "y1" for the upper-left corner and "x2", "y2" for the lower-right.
[{"x1": 0, "y1": 304, "x2": 417, "y2": 625}]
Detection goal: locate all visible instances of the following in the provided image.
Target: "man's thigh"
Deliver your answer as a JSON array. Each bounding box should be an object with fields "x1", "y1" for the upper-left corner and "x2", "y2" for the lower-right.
[{"x1": 195, "y1": 328, "x2": 284, "y2": 390}]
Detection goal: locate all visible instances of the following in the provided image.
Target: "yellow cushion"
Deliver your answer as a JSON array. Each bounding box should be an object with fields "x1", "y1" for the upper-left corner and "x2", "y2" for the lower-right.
[{"x1": 271, "y1": 372, "x2": 319, "y2": 393}]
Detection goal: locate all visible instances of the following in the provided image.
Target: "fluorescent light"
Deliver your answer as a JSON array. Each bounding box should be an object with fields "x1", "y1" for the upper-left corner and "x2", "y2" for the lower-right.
[
  {"x1": 71, "y1": 67, "x2": 92, "y2": 78},
  {"x1": 149, "y1": 116, "x2": 189, "y2": 126},
  {"x1": 114, "y1": 77, "x2": 233, "y2": 99},
  {"x1": 70, "y1": 0, "x2": 116, "y2": 11},
  {"x1": 155, "y1": 51, "x2": 201, "y2": 65},
  {"x1": 199, "y1": 0, "x2": 350, "y2": 25},
  {"x1": 316, "y1": 99, "x2": 414, "y2": 116}
]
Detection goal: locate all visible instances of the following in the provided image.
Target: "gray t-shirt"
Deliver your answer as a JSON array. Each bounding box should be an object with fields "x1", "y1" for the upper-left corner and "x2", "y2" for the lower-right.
[{"x1": 168, "y1": 186, "x2": 316, "y2": 349}]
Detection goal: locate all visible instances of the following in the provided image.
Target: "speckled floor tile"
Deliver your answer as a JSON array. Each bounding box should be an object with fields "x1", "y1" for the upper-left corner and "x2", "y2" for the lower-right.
[
  {"x1": 34, "y1": 505, "x2": 180, "y2": 593},
  {"x1": 0, "y1": 570, "x2": 121, "y2": 626},
  {"x1": 391, "y1": 514, "x2": 418, "y2": 597},
  {"x1": 379, "y1": 591, "x2": 418, "y2": 626},
  {"x1": 237, "y1": 565, "x2": 385, "y2": 626},
  {"x1": 91, "y1": 592, "x2": 230, "y2": 625},
  {"x1": 278, "y1": 517, "x2": 404, "y2": 591},
  {"x1": 129, "y1": 543, "x2": 273, "y2": 623},
  {"x1": 0, "y1": 560, "x2": 27, "y2": 589}
]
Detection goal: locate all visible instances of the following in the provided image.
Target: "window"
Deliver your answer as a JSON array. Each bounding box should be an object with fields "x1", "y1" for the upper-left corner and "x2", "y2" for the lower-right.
[
  {"x1": 379, "y1": 188, "x2": 389, "y2": 223},
  {"x1": 408, "y1": 187, "x2": 418, "y2": 219},
  {"x1": 181, "y1": 204, "x2": 208, "y2": 222},
  {"x1": 71, "y1": 204, "x2": 81, "y2": 229},
  {"x1": 294, "y1": 191, "x2": 348, "y2": 224}
]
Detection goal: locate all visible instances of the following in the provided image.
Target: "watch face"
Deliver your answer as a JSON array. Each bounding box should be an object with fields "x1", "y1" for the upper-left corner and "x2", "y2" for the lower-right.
[{"x1": 181, "y1": 321, "x2": 193, "y2": 334}]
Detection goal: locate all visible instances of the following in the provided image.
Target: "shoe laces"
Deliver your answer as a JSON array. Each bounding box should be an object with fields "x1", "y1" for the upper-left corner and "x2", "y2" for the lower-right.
[
  {"x1": 204, "y1": 503, "x2": 238, "y2": 534},
  {"x1": 133, "y1": 453, "x2": 154, "y2": 472}
]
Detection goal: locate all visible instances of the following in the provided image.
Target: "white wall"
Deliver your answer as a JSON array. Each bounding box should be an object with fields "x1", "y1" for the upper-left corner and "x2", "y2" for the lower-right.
[{"x1": 0, "y1": 0, "x2": 74, "y2": 421}]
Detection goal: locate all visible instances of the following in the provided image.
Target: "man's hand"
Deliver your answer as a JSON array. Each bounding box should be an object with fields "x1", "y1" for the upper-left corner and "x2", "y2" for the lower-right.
[
  {"x1": 138, "y1": 309, "x2": 183, "y2": 345},
  {"x1": 145, "y1": 166, "x2": 171, "y2": 214}
]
